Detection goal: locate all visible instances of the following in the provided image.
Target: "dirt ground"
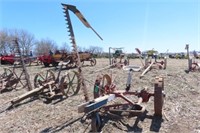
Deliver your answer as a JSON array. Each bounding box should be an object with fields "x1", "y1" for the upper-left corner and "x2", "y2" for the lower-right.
[{"x1": 0, "y1": 58, "x2": 200, "y2": 133}]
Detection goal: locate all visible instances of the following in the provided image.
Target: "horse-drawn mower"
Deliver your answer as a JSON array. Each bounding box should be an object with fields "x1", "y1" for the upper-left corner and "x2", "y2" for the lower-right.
[
  {"x1": 10, "y1": 2, "x2": 103, "y2": 105},
  {"x1": 78, "y1": 66, "x2": 165, "y2": 132},
  {"x1": 11, "y1": 62, "x2": 80, "y2": 105}
]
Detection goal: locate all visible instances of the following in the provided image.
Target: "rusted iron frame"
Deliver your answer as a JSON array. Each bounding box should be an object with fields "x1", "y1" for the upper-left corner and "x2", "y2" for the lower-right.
[
  {"x1": 146, "y1": 60, "x2": 165, "y2": 69},
  {"x1": 97, "y1": 90, "x2": 154, "y2": 112},
  {"x1": 190, "y1": 62, "x2": 200, "y2": 71},
  {"x1": 13, "y1": 39, "x2": 32, "y2": 91},
  {"x1": 12, "y1": 69, "x2": 26, "y2": 89}
]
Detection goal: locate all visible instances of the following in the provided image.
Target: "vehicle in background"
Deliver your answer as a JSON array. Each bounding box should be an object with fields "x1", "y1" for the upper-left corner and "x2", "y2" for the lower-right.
[{"x1": 0, "y1": 54, "x2": 15, "y2": 65}]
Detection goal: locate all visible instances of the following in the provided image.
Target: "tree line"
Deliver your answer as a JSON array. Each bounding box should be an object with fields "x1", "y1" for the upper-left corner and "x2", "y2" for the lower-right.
[{"x1": 0, "y1": 29, "x2": 103, "y2": 56}]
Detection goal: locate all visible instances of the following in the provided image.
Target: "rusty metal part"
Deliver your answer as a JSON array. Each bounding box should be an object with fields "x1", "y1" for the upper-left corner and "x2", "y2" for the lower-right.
[
  {"x1": 62, "y1": 4, "x2": 103, "y2": 101},
  {"x1": 61, "y1": 4, "x2": 103, "y2": 41},
  {"x1": 90, "y1": 58, "x2": 96, "y2": 66},
  {"x1": 11, "y1": 70, "x2": 56, "y2": 105},
  {"x1": 185, "y1": 44, "x2": 200, "y2": 72},
  {"x1": 33, "y1": 70, "x2": 57, "y2": 98},
  {"x1": 0, "y1": 68, "x2": 14, "y2": 92},
  {"x1": 144, "y1": 57, "x2": 167, "y2": 70},
  {"x1": 59, "y1": 71, "x2": 80, "y2": 97},
  {"x1": 154, "y1": 77, "x2": 164, "y2": 116},
  {"x1": 11, "y1": 80, "x2": 55, "y2": 105},
  {"x1": 79, "y1": 75, "x2": 164, "y2": 118},
  {"x1": 62, "y1": 4, "x2": 88, "y2": 101},
  {"x1": 11, "y1": 62, "x2": 82, "y2": 105},
  {"x1": 0, "y1": 66, "x2": 29, "y2": 92},
  {"x1": 93, "y1": 74, "x2": 119, "y2": 99},
  {"x1": 34, "y1": 70, "x2": 56, "y2": 88},
  {"x1": 13, "y1": 39, "x2": 32, "y2": 91}
]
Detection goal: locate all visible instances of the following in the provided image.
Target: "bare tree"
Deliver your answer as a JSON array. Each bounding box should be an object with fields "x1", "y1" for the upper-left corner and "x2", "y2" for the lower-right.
[
  {"x1": 34, "y1": 38, "x2": 58, "y2": 56},
  {"x1": 0, "y1": 29, "x2": 36, "y2": 55},
  {"x1": 60, "y1": 42, "x2": 71, "y2": 53},
  {"x1": 77, "y1": 46, "x2": 87, "y2": 52},
  {"x1": 15, "y1": 29, "x2": 35, "y2": 55},
  {"x1": 87, "y1": 46, "x2": 103, "y2": 55},
  {"x1": 0, "y1": 30, "x2": 7, "y2": 54}
]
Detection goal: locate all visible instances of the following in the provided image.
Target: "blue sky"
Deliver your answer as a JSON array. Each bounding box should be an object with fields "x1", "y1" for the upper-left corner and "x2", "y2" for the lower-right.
[{"x1": 0, "y1": 0, "x2": 200, "y2": 53}]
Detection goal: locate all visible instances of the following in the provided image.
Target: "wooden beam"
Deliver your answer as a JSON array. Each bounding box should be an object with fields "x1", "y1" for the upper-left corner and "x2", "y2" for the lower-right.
[
  {"x1": 78, "y1": 94, "x2": 115, "y2": 113},
  {"x1": 140, "y1": 61, "x2": 154, "y2": 78},
  {"x1": 11, "y1": 80, "x2": 55, "y2": 105}
]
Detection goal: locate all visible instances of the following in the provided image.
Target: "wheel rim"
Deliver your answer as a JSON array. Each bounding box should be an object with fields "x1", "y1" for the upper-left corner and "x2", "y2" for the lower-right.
[
  {"x1": 90, "y1": 58, "x2": 96, "y2": 66},
  {"x1": 91, "y1": 112, "x2": 101, "y2": 132},
  {"x1": 2, "y1": 68, "x2": 13, "y2": 78},
  {"x1": 60, "y1": 71, "x2": 80, "y2": 97},
  {"x1": 94, "y1": 74, "x2": 112, "y2": 97},
  {"x1": 34, "y1": 70, "x2": 55, "y2": 88}
]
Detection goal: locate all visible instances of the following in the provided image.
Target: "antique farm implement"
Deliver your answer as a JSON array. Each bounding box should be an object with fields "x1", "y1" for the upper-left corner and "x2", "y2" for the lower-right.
[
  {"x1": 0, "y1": 39, "x2": 32, "y2": 92},
  {"x1": 61, "y1": 3, "x2": 103, "y2": 101},
  {"x1": 78, "y1": 66, "x2": 165, "y2": 132},
  {"x1": 109, "y1": 47, "x2": 129, "y2": 68},
  {"x1": 11, "y1": 3, "x2": 103, "y2": 105},
  {"x1": 135, "y1": 48, "x2": 167, "y2": 78},
  {"x1": 11, "y1": 61, "x2": 80, "y2": 105},
  {"x1": 185, "y1": 44, "x2": 200, "y2": 72},
  {"x1": 39, "y1": 51, "x2": 96, "y2": 67}
]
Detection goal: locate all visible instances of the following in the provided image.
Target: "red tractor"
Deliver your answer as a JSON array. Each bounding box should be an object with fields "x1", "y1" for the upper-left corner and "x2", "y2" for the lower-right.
[
  {"x1": 0, "y1": 54, "x2": 15, "y2": 65},
  {"x1": 38, "y1": 54, "x2": 59, "y2": 67}
]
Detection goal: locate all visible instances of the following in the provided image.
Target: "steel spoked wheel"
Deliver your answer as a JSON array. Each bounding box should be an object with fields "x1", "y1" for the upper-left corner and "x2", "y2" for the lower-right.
[
  {"x1": 34, "y1": 70, "x2": 56, "y2": 88},
  {"x1": 124, "y1": 58, "x2": 129, "y2": 66},
  {"x1": 1, "y1": 68, "x2": 13, "y2": 78},
  {"x1": 154, "y1": 77, "x2": 164, "y2": 116},
  {"x1": 94, "y1": 74, "x2": 112, "y2": 97},
  {"x1": 91, "y1": 112, "x2": 102, "y2": 132},
  {"x1": 90, "y1": 58, "x2": 96, "y2": 66},
  {"x1": 111, "y1": 58, "x2": 117, "y2": 65},
  {"x1": 60, "y1": 71, "x2": 80, "y2": 97}
]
